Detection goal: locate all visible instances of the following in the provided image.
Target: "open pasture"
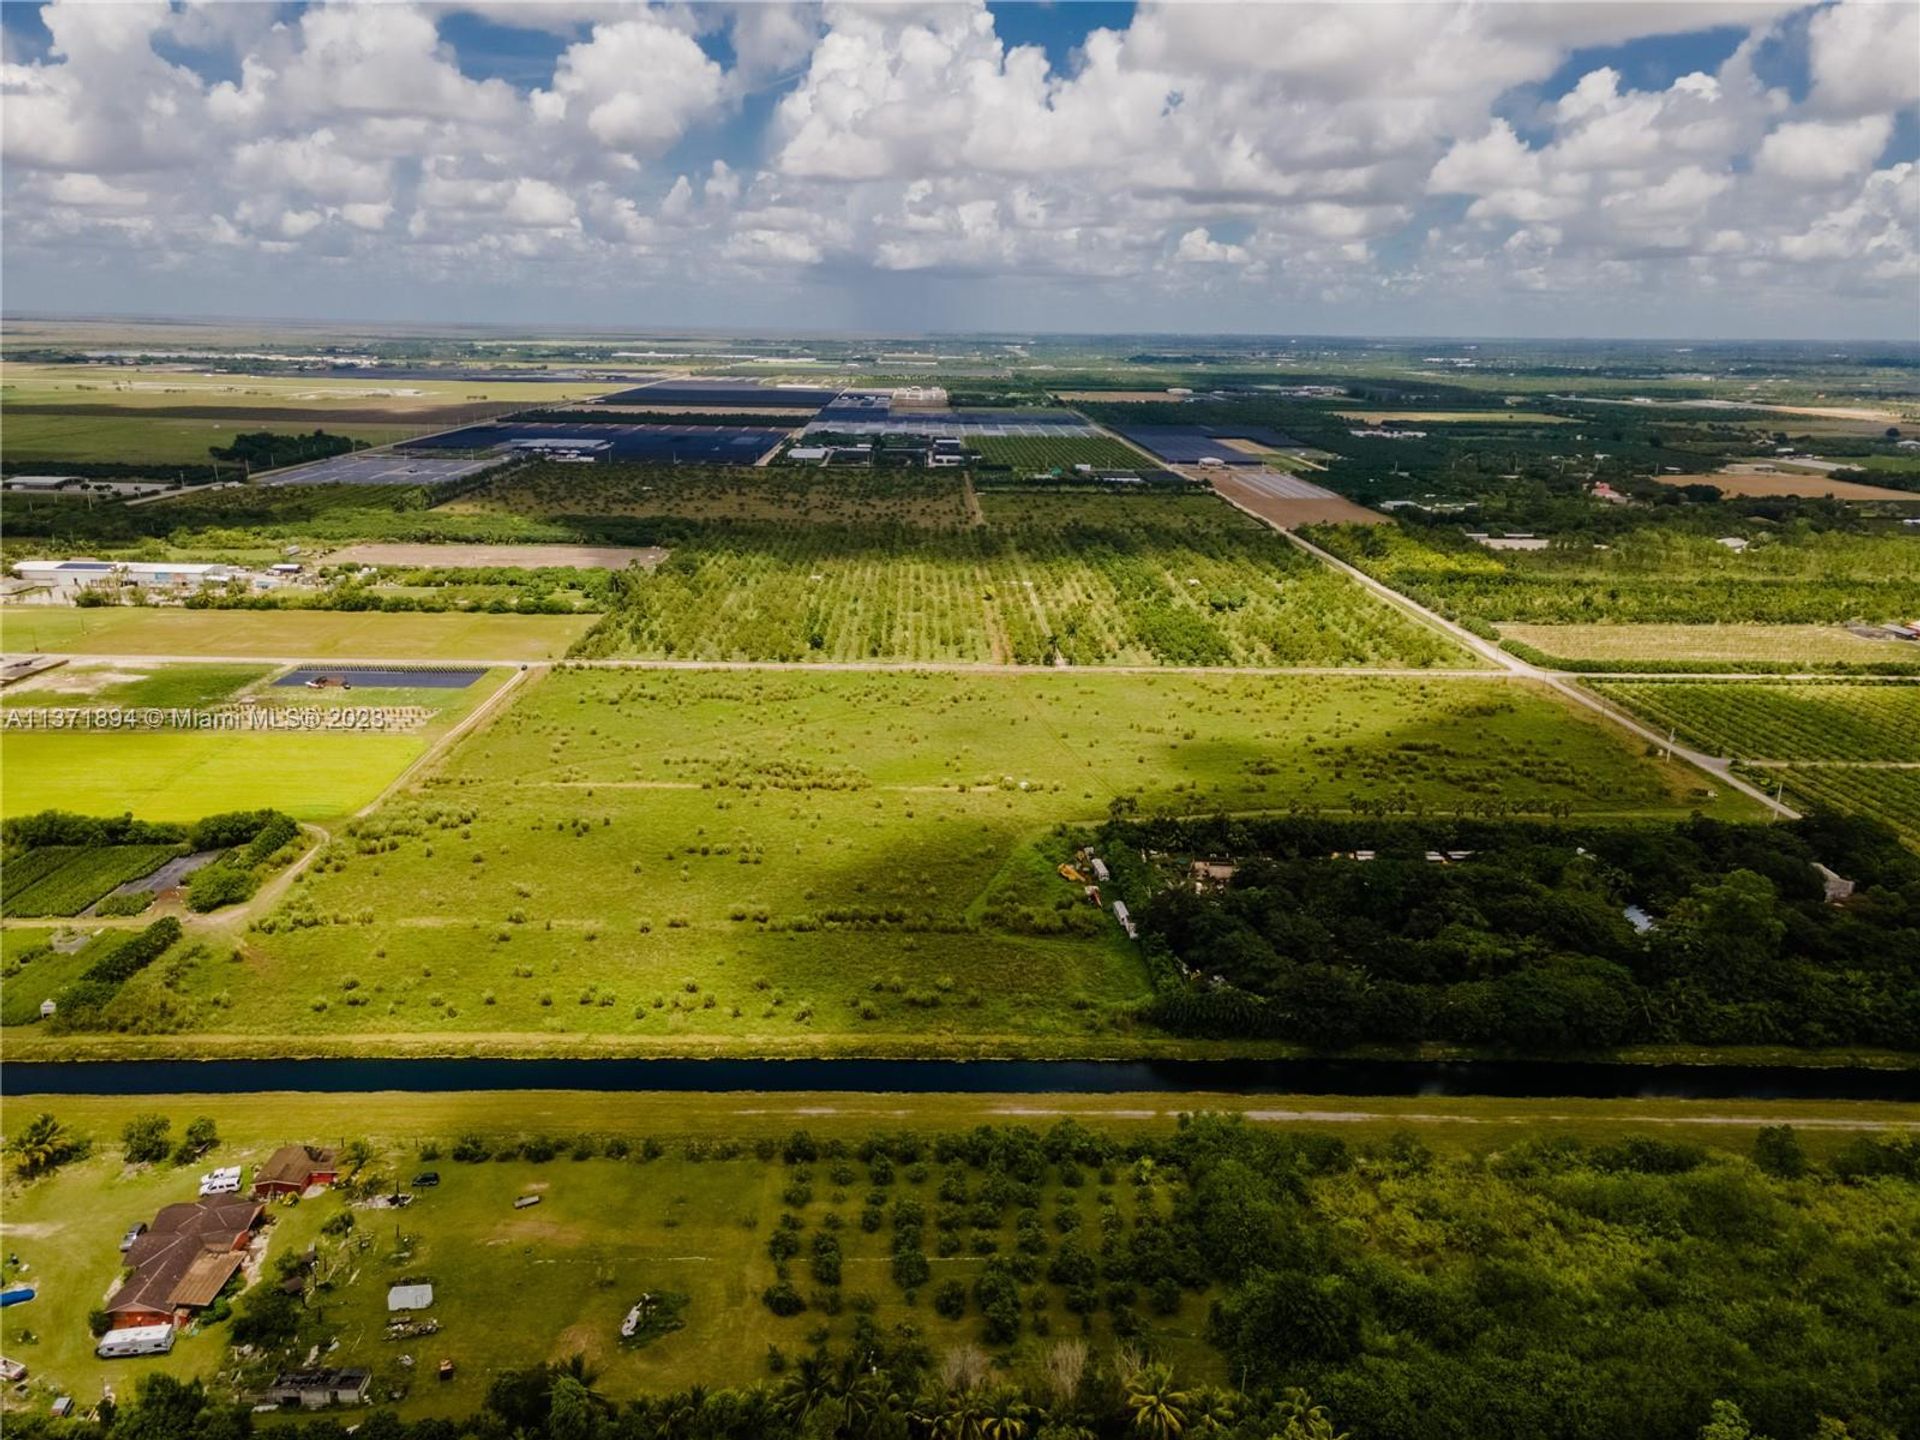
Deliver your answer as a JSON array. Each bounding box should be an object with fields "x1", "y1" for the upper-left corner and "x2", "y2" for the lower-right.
[
  {"x1": 0, "y1": 411, "x2": 415, "y2": 466},
  {"x1": 1, "y1": 660, "x2": 270, "y2": 708},
  {"x1": 0, "y1": 607, "x2": 594, "y2": 660},
  {"x1": 175, "y1": 667, "x2": 1758, "y2": 1052},
  {"x1": 0, "y1": 666, "x2": 511, "y2": 822}
]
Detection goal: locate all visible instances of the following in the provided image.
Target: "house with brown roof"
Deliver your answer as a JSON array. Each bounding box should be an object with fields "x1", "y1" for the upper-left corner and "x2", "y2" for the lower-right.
[
  {"x1": 104, "y1": 1198, "x2": 264, "y2": 1330},
  {"x1": 253, "y1": 1145, "x2": 341, "y2": 1199}
]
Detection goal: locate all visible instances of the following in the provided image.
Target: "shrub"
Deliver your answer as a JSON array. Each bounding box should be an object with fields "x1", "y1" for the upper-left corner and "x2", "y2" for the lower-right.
[{"x1": 122, "y1": 1112, "x2": 171, "y2": 1165}]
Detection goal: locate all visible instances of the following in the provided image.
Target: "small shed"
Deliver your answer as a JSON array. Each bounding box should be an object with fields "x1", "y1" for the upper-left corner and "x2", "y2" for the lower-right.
[
  {"x1": 38, "y1": 999, "x2": 55, "y2": 1020},
  {"x1": 387, "y1": 1283, "x2": 434, "y2": 1313}
]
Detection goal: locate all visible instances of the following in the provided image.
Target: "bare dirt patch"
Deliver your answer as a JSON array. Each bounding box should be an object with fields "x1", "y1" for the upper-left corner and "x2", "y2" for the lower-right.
[
  {"x1": 326, "y1": 543, "x2": 667, "y2": 571},
  {"x1": 1209, "y1": 473, "x2": 1388, "y2": 528}
]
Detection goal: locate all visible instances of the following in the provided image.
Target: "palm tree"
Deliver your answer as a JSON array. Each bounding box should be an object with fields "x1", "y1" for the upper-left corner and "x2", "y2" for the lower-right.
[
  {"x1": 775, "y1": 1353, "x2": 837, "y2": 1427},
  {"x1": 919, "y1": 1387, "x2": 989, "y2": 1440},
  {"x1": 979, "y1": 1387, "x2": 1032, "y2": 1440},
  {"x1": 1187, "y1": 1386, "x2": 1238, "y2": 1434},
  {"x1": 1271, "y1": 1388, "x2": 1349, "y2": 1440},
  {"x1": 1124, "y1": 1363, "x2": 1191, "y2": 1440},
  {"x1": 5, "y1": 1113, "x2": 79, "y2": 1177}
]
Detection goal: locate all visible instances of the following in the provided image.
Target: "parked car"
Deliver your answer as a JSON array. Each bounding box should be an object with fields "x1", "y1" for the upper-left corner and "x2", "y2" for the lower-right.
[
  {"x1": 119, "y1": 1223, "x2": 147, "y2": 1253},
  {"x1": 412, "y1": 1172, "x2": 440, "y2": 1188}
]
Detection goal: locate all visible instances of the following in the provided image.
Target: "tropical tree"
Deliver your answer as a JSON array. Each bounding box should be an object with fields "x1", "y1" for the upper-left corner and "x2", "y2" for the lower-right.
[
  {"x1": 980, "y1": 1387, "x2": 1033, "y2": 1440},
  {"x1": 1269, "y1": 1389, "x2": 1348, "y2": 1440},
  {"x1": 1124, "y1": 1364, "x2": 1191, "y2": 1440},
  {"x1": 5, "y1": 1112, "x2": 84, "y2": 1177}
]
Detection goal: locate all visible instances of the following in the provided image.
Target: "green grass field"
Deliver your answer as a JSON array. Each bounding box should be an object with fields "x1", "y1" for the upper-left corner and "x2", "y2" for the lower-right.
[
  {"x1": 2, "y1": 662, "x2": 270, "y2": 709},
  {"x1": 0, "y1": 412, "x2": 418, "y2": 465},
  {"x1": 0, "y1": 608, "x2": 594, "y2": 659},
  {"x1": 0, "y1": 667, "x2": 512, "y2": 822},
  {"x1": 4, "y1": 1090, "x2": 1912, "y2": 1415},
  {"x1": 13, "y1": 666, "x2": 1756, "y2": 1055}
]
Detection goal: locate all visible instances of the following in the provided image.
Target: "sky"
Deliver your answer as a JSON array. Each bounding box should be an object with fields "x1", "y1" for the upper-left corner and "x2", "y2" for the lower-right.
[{"x1": 2, "y1": 0, "x2": 1917, "y2": 339}]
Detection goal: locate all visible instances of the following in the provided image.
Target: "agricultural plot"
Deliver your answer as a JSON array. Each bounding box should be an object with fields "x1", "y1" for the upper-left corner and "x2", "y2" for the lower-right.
[
  {"x1": 1, "y1": 662, "x2": 270, "y2": 708},
  {"x1": 572, "y1": 494, "x2": 1466, "y2": 667},
  {"x1": 0, "y1": 844, "x2": 178, "y2": 917},
  {"x1": 0, "y1": 669, "x2": 510, "y2": 822},
  {"x1": 1592, "y1": 679, "x2": 1920, "y2": 842},
  {"x1": 1498, "y1": 623, "x2": 1920, "y2": 670},
  {"x1": 0, "y1": 608, "x2": 593, "y2": 660},
  {"x1": 1770, "y1": 767, "x2": 1920, "y2": 844},
  {"x1": 1589, "y1": 681, "x2": 1920, "y2": 762},
  {"x1": 448, "y1": 465, "x2": 974, "y2": 529},
  {"x1": 0, "y1": 411, "x2": 415, "y2": 465},
  {"x1": 967, "y1": 435, "x2": 1153, "y2": 471},
  {"x1": 123, "y1": 667, "x2": 1759, "y2": 1053},
  {"x1": 1309, "y1": 522, "x2": 1920, "y2": 626}
]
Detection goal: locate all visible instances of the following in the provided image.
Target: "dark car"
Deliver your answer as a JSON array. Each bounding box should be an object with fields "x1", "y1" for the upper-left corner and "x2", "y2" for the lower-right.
[{"x1": 412, "y1": 1171, "x2": 440, "y2": 1188}]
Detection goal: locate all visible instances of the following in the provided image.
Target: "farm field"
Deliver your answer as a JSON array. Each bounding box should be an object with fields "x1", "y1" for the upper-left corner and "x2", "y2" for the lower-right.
[
  {"x1": 0, "y1": 666, "x2": 511, "y2": 822},
  {"x1": 446, "y1": 465, "x2": 975, "y2": 528},
  {"x1": 1589, "y1": 681, "x2": 1920, "y2": 762},
  {"x1": 1335, "y1": 410, "x2": 1576, "y2": 424},
  {"x1": 1308, "y1": 522, "x2": 1920, "y2": 625},
  {"x1": 323, "y1": 542, "x2": 665, "y2": 570},
  {"x1": 29, "y1": 666, "x2": 1763, "y2": 1055},
  {"x1": 0, "y1": 844, "x2": 179, "y2": 917},
  {"x1": 1652, "y1": 470, "x2": 1920, "y2": 501},
  {"x1": 0, "y1": 608, "x2": 593, "y2": 659},
  {"x1": 1591, "y1": 679, "x2": 1920, "y2": 841},
  {"x1": 0, "y1": 412, "x2": 419, "y2": 466},
  {"x1": 570, "y1": 492, "x2": 1465, "y2": 667},
  {"x1": 1768, "y1": 766, "x2": 1920, "y2": 845},
  {"x1": 967, "y1": 434, "x2": 1152, "y2": 471},
  {"x1": 1498, "y1": 622, "x2": 1920, "y2": 670},
  {"x1": 1, "y1": 661, "x2": 270, "y2": 708},
  {"x1": 3, "y1": 1093, "x2": 1915, "y2": 1423}
]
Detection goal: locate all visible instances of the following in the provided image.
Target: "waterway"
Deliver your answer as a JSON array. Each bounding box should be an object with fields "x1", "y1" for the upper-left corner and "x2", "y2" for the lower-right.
[{"x1": 4, "y1": 1057, "x2": 1916, "y2": 1100}]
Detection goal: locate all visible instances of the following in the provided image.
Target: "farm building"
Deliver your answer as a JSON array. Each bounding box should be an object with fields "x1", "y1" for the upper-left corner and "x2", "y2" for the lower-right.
[
  {"x1": 120, "y1": 561, "x2": 236, "y2": 590},
  {"x1": 253, "y1": 1145, "x2": 341, "y2": 1199},
  {"x1": 104, "y1": 1198, "x2": 264, "y2": 1330},
  {"x1": 262, "y1": 1368, "x2": 372, "y2": 1409},
  {"x1": 10, "y1": 559, "x2": 117, "y2": 596}
]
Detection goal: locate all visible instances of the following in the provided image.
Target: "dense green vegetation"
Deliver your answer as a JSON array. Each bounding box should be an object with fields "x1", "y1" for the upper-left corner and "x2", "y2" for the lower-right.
[
  {"x1": 1118, "y1": 814, "x2": 1920, "y2": 1052},
  {"x1": 208, "y1": 429, "x2": 365, "y2": 470},
  {"x1": 6, "y1": 1112, "x2": 1918, "y2": 1439}
]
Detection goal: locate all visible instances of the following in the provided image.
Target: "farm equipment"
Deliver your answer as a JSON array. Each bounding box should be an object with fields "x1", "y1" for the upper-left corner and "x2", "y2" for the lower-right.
[{"x1": 1057, "y1": 863, "x2": 1088, "y2": 884}]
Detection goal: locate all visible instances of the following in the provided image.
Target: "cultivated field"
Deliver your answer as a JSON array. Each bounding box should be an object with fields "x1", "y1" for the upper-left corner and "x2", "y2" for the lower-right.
[
  {"x1": 1592, "y1": 679, "x2": 1920, "y2": 840},
  {"x1": 0, "y1": 608, "x2": 594, "y2": 660},
  {"x1": 324, "y1": 543, "x2": 666, "y2": 570},
  {"x1": 570, "y1": 490, "x2": 1459, "y2": 666},
  {"x1": 967, "y1": 435, "x2": 1151, "y2": 471},
  {"x1": 1590, "y1": 680, "x2": 1920, "y2": 762},
  {"x1": 11, "y1": 666, "x2": 1758, "y2": 1055},
  {"x1": 0, "y1": 665, "x2": 512, "y2": 821},
  {"x1": 1499, "y1": 622, "x2": 1920, "y2": 669},
  {"x1": 446, "y1": 466, "x2": 976, "y2": 528},
  {"x1": 1310, "y1": 523, "x2": 1920, "y2": 625},
  {"x1": 1335, "y1": 411, "x2": 1576, "y2": 424},
  {"x1": 0, "y1": 412, "x2": 417, "y2": 465},
  {"x1": 1654, "y1": 470, "x2": 1920, "y2": 501}
]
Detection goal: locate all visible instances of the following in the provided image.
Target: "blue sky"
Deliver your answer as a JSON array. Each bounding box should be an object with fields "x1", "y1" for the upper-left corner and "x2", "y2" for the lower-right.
[{"x1": 2, "y1": 2, "x2": 1916, "y2": 337}]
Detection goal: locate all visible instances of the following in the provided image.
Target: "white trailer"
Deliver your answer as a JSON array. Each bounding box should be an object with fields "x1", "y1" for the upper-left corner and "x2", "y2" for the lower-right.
[{"x1": 97, "y1": 1325, "x2": 175, "y2": 1359}]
